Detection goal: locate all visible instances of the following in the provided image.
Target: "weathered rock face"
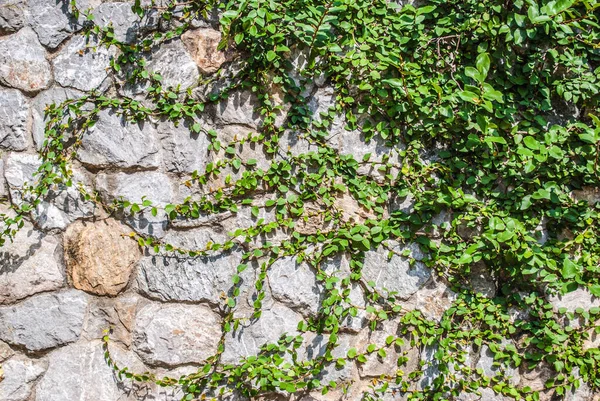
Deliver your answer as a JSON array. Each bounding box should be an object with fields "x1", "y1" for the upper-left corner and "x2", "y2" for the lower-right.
[
  {"x1": 0, "y1": 211, "x2": 64, "y2": 304},
  {"x1": 77, "y1": 109, "x2": 161, "y2": 169},
  {"x1": 81, "y1": 293, "x2": 140, "y2": 346},
  {"x1": 362, "y1": 242, "x2": 431, "y2": 299},
  {"x1": 0, "y1": 289, "x2": 87, "y2": 351},
  {"x1": 146, "y1": 39, "x2": 200, "y2": 89},
  {"x1": 0, "y1": 27, "x2": 52, "y2": 93},
  {"x1": 64, "y1": 219, "x2": 141, "y2": 296},
  {"x1": 35, "y1": 341, "x2": 146, "y2": 401},
  {"x1": 181, "y1": 28, "x2": 233, "y2": 74},
  {"x1": 31, "y1": 86, "x2": 84, "y2": 149},
  {"x1": 0, "y1": 356, "x2": 47, "y2": 401},
  {"x1": 267, "y1": 257, "x2": 321, "y2": 316},
  {"x1": 0, "y1": 0, "x2": 26, "y2": 33},
  {"x1": 4, "y1": 152, "x2": 97, "y2": 230},
  {"x1": 158, "y1": 119, "x2": 211, "y2": 174},
  {"x1": 26, "y1": 0, "x2": 100, "y2": 49},
  {"x1": 222, "y1": 303, "x2": 302, "y2": 364},
  {"x1": 52, "y1": 34, "x2": 115, "y2": 91},
  {"x1": 0, "y1": 88, "x2": 30, "y2": 151},
  {"x1": 91, "y1": 2, "x2": 141, "y2": 44},
  {"x1": 133, "y1": 302, "x2": 221, "y2": 366}
]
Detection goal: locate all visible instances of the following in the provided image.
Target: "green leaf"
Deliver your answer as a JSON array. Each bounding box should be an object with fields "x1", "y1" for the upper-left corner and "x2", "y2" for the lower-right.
[
  {"x1": 382, "y1": 78, "x2": 404, "y2": 89},
  {"x1": 475, "y1": 52, "x2": 490, "y2": 79},
  {"x1": 562, "y1": 258, "x2": 578, "y2": 279},
  {"x1": 347, "y1": 348, "x2": 357, "y2": 358},
  {"x1": 266, "y1": 51, "x2": 277, "y2": 62},
  {"x1": 523, "y1": 136, "x2": 540, "y2": 150}
]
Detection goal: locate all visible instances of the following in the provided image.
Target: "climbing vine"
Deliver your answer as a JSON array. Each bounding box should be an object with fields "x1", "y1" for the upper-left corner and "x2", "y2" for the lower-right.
[{"x1": 2, "y1": 0, "x2": 600, "y2": 399}]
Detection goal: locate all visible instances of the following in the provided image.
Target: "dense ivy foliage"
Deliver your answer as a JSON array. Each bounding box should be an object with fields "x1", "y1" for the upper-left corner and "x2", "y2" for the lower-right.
[{"x1": 2, "y1": 0, "x2": 600, "y2": 399}]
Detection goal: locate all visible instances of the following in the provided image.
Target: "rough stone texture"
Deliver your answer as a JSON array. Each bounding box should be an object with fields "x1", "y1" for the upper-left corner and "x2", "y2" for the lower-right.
[
  {"x1": 403, "y1": 281, "x2": 456, "y2": 321},
  {"x1": 0, "y1": 289, "x2": 87, "y2": 351},
  {"x1": 81, "y1": 294, "x2": 140, "y2": 347},
  {"x1": 549, "y1": 288, "x2": 600, "y2": 313},
  {"x1": 572, "y1": 186, "x2": 600, "y2": 205},
  {"x1": 0, "y1": 210, "x2": 64, "y2": 304},
  {"x1": 64, "y1": 219, "x2": 140, "y2": 296},
  {"x1": 27, "y1": 0, "x2": 101, "y2": 49},
  {"x1": 181, "y1": 28, "x2": 233, "y2": 74},
  {"x1": 268, "y1": 257, "x2": 321, "y2": 316},
  {"x1": 0, "y1": 27, "x2": 52, "y2": 93},
  {"x1": 476, "y1": 343, "x2": 520, "y2": 385},
  {"x1": 95, "y1": 171, "x2": 175, "y2": 237},
  {"x1": 158, "y1": 119, "x2": 210, "y2": 173},
  {"x1": 137, "y1": 250, "x2": 245, "y2": 304},
  {"x1": 31, "y1": 86, "x2": 83, "y2": 149},
  {"x1": 222, "y1": 303, "x2": 302, "y2": 364},
  {"x1": 52, "y1": 34, "x2": 115, "y2": 91},
  {"x1": 362, "y1": 242, "x2": 431, "y2": 299},
  {"x1": 4, "y1": 152, "x2": 97, "y2": 230},
  {"x1": 35, "y1": 341, "x2": 146, "y2": 401},
  {"x1": 212, "y1": 90, "x2": 287, "y2": 129},
  {"x1": 91, "y1": 2, "x2": 141, "y2": 44},
  {"x1": 0, "y1": 340, "x2": 14, "y2": 362},
  {"x1": 0, "y1": 88, "x2": 30, "y2": 151},
  {"x1": 133, "y1": 302, "x2": 221, "y2": 366},
  {"x1": 146, "y1": 39, "x2": 200, "y2": 89},
  {"x1": 0, "y1": 0, "x2": 25, "y2": 33},
  {"x1": 78, "y1": 109, "x2": 161, "y2": 169},
  {"x1": 0, "y1": 356, "x2": 47, "y2": 401}
]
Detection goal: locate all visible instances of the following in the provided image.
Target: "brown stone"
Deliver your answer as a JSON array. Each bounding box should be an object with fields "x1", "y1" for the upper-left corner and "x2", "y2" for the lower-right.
[
  {"x1": 64, "y1": 219, "x2": 140, "y2": 296},
  {"x1": 181, "y1": 28, "x2": 234, "y2": 74}
]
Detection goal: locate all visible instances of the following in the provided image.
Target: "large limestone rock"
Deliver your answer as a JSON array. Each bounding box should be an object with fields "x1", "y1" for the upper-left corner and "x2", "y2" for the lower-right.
[
  {"x1": 35, "y1": 340, "x2": 146, "y2": 401},
  {"x1": 181, "y1": 28, "x2": 233, "y2": 74},
  {"x1": 137, "y1": 251, "x2": 244, "y2": 304},
  {"x1": 27, "y1": 0, "x2": 100, "y2": 49},
  {"x1": 548, "y1": 288, "x2": 600, "y2": 313},
  {"x1": 362, "y1": 242, "x2": 431, "y2": 299},
  {"x1": 158, "y1": 119, "x2": 210, "y2": 174},
  {"x1": 267, "y1": 257, "x2": 321, "y2": 316},
  {"x1": 91, "y1": 2, "x2": 141, "y2": 44},
  {"x1": 0, "y1": 0, "x2": 25, "y2": 33},
  {"x1": 0, "y1": 356, "x2": 47, "y2": 401},
  {"x1": 52, "y1": 34, "x2": 115, "y2": 91},
  {"x1": 0, "y1": 210, "x2": 64, "y2": 304},
  {"x1": 64, "y1": 219, "x2": 141, "y2": 296},
  {"x1": 0, "y1": 88, "x2": 30, "y2": 151},
  {"x1": 0, "y1": 27, "x2": 52, "y2": 93},
  {"x1": 222, "y1": 303, "x2": 302, "y2": 364},
  {"x1": 31, "y1": 86, "x2": 83, "y2": 149},
  {"x1": 133, "y1": 302, "x2": 221, "y2": 366},
  {"x1": 147, "y1": 39, "x2": 200, "y2": 89},
  {"x1": 4, "y1": 152, "x2": 97, "y2": 230},
  {"x1": 0, "y1": 289, "x2": 87, "y2": 351},
  {"x1": 77, "y1": 109, "x2": 161, "y2": 169}
]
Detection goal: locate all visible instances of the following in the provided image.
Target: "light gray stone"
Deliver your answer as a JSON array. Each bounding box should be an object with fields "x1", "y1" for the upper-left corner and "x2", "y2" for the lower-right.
[
  {"x1": 476, "y1": 343, "x2": 520, "y2": 385},
  {"x1": 0, "y1": 89, "x2": 30, "y2": 151},
  {"x1": 133, "y1": 302, "x2": 221, "y2": 366},
  {"x1": 32, "y1": 86, "x2": 83, "y2": 150},
  {"x1": 222, "y1": 303, "x2": 302, "y2": 364},
  {"x1": 0, "y1": 209, "x2": 64, "y2": 304},
  {"x1": 158, "y1": 119, "x2": 210, "y2": 173},
  {"x1": 4, "y1": 152, "x2": 97, "y2": 230},
  {"x1": 95, "y1": 171, "x2": 175, "y2": 237},
  {"x1": 0, "y1": 356, "x2": 46, "y2": 401},
  {"x1": 146, "y1": 39, "x2": 199, "y2": 89},
  {"x1": 0, "y1": 27, "x2": 52, "y2": 93},
  {"x1": 27, "y1": 0, "x2": 100, "y2": 49},
  {"x1": 0, "y1": 0, "x2": 25, "y2": 33},
  {"x1": 267, "y1": 257, "x2": 321, "y2": 316},
  {"x1": 0, "y1": 340, "x2": 14, "y2": 362},
  {"x1": 137, "y1": 250, "x2": 245, "y2": 304},
  {"x1": 91, "y1": 2, "x2": 140, "y2": 44},
  {"x1": 82, "y1": 293, "x2": 140, "y2": 347},
  {"x1": 549, "y1": 288, "x2": 600, "y2": 313},
  {"x1": 0, "y1": 289, "x2": 87, "y2": 351},
  {"x1": 78, "y1": 109, "x2": 160, "y2": 169},
  {"x1": 211, "y1": 91, "x2": 264, "y2": 129},
  {"x1": 0, "y1": 159, "x2": 6, "y2": 199},
  {"x1": 52, "y1": 34, "x2": 115, "y2": 91},
  {"x1": 362, "y1": 242, "x2": 430, "y2": 299},
  {"x1": 35, "y1": 340, "x2": 145, "y2": 401}
]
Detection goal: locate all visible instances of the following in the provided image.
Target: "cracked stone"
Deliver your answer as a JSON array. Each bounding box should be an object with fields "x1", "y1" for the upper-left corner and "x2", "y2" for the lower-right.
[{"x1": 0, "y1": 88, "x2": 30, "y2": 151}]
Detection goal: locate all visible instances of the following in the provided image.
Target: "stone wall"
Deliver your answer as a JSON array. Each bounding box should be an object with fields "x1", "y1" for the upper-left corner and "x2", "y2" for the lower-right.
[{"x1": 0, "y1": 2, "x2": 599, "y2": 401}]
